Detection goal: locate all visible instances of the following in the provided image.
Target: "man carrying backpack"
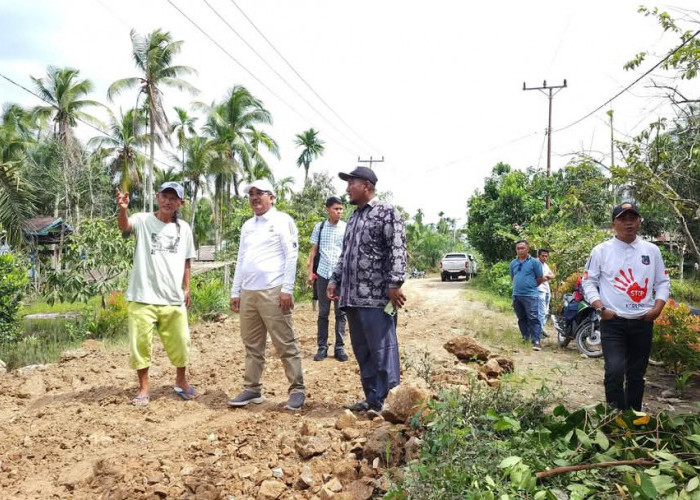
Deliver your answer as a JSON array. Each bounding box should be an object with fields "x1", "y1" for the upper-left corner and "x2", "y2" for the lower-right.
[{"x1": 307, "y1": 196, "x2": 348, "y2": 361}]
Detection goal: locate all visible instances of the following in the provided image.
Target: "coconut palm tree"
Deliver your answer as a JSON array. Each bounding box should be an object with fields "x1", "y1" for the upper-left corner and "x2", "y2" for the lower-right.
[
  {"x1": 273, "y1": 176, "x2": 295, "y2": 202},
  {"x1": 171, "y1": 106, "x2": 197, "y2": 166},
  {"x1": 170, "y1": 135, "x2": 217, "y2": 233},
  {"x1": 88, "y1": 108, "x2": 145, "y2": 192},
  {"x1": 31, "y1": 66, "x2": 102, "y2": 224},
  {"x1": 108, "y1": 29, "x2": 198, "y2": 212},
  {"x1": 0, "y1": 125, "x2": 35, "y2": 245},
  {"x1": 294, "y1": 128, "x2": 325, "y2": 184},
  {"x1": 31, "y1": 66, "x2": 102, "y2": 146}
]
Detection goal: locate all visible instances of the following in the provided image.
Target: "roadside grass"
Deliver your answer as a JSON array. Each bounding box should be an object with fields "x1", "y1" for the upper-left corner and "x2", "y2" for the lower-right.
[
  {"x1": 19, "y1": 296, "x2": 101, "y2": 317},
  {"x1": 671, "y1": 278, "x2": 700, "y2": 305}
]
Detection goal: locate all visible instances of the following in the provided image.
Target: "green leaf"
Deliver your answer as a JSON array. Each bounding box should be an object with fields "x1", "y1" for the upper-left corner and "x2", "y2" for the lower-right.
[
  {"x1": 687, "y1": 435, "x2": 700, "y2": 447},
  {"x1": 485, "y1": 475, "x2": 496, "y2": 487},
  {"x1": 638, "y1": 472, "x2": 658, "y2": 499},
  {"x1": 498, "y1": 456, "x2": 522, "y2": 469},
  {"x1": 553, "y1": 405, "x2": 569, "y2": 417},
  {"x1": 575, "y1": 428, "x2": 592, "y2": 448},
  {"x1": 687, "y1": 476, "x2": 699, "y2": 492},
  {"x1": 649, "y1": 474, "x2": 676, "y2": 494},
  {"x1": 594, "y1": 430, "x2": 609, "y2": 450},
  {"x1": 652, "y1": 451, "x2": 679, "y2": 463}
]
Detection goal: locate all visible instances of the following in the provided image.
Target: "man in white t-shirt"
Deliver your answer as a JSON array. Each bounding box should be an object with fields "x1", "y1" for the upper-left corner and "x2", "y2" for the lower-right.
[
  {"x1": 582, "y1": 202, "x2": 670, "y2": 411},
  {"x1": 117, "y1": 182, "x2": 197, "y2": 407},
  {"x1": 228, "y1": 179, "x2": 306, "y2": 411},
  {"x1": 537, "y1": 249, "x2": 555, "y2": 337}
]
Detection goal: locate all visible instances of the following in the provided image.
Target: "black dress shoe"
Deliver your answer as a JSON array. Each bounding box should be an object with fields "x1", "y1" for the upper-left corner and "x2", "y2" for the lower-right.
[
  {"x1": 344, "y1": 400, "x2": 369, "y2": 412},
  {"x1": 313, "y1": 348, "x2": 327, "y2": 361}
]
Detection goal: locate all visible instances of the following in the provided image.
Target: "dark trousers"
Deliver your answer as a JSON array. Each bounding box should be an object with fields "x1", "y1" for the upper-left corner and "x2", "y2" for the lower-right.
[
  {"x1": 512, "y1": 295, "x2": 541, "y2": 343},
  {"x1": 345, "y1": 307, "x2": 400, "y2": 411},
  {"x1": 600, "y1": 317, "x2": 653, "y2": 411},
  {"x1": 315, "y1": 276, "x2": 346, "y2": 350}
]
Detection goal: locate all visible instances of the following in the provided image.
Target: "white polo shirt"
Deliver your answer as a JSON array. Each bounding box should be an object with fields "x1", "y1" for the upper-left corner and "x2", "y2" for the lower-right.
[
  {"x1": 582, "y1": 236, "x2": 670, "y2": 319},
  {"x1": 231, "y1": 207, "x2": 299, "y2": 297}
]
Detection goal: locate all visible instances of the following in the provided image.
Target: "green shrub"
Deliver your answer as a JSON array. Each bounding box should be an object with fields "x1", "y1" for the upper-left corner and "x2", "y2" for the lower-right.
[
  {"x1": 481, "y1": 261, "x2": 512, "y2": 297},
  {"x1": 0, "y1": 253, "x2": 29, "y2": 343},
  {"x1": 671, "y1": 279, "x2": 700, "y2": 304},
  {"x1": 95, "y1": 292, "x2": 128, "y2": 340},
  {"x1": 190, "y1": 276, "x2": 229, "y2": 322},
  {"x1": 652, "y1": 300, "x2": 700, "y2": 374}
]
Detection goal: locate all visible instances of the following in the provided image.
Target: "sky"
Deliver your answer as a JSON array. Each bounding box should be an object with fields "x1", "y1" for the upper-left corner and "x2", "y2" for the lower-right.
[{"x1": 1, "y1": 0, "x2": 699, "y2": 225}]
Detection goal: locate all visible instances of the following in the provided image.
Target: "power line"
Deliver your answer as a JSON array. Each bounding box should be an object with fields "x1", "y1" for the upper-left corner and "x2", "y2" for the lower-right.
[
  {"x1": 425, "y1": 131, "x2": 539, "y2": 173},
  {"x1": 163, "y1": 0, "x2": 357, "y2": 155},
  {"x1": 556, "y1": 29, "x2": 700, "y2": 133},
  {"x1": 228, "y1": 0, "x2": 380, "y2": 154},
  {"x1": 201, "y1": 0, "x2": 368, "y2": 154},
  {"x1": 0, "y1": 72, "x2": 179, "y2": 172}
]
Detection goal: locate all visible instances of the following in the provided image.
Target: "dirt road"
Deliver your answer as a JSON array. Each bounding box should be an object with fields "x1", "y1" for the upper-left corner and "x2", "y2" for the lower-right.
[{"x1": 0, "y1": 278, "x2": 691, "y2": 499}]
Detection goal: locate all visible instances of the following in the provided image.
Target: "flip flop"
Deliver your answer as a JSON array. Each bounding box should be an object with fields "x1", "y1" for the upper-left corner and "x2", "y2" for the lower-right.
[
  {"x1": 131, "y1": 395, "x2": 150, "y2": 407},
  {"x1": 174, "y1": 386, "x2": 197, "y2": 401}
]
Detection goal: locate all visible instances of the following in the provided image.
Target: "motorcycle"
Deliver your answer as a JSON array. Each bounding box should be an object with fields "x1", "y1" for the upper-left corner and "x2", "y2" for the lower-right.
[{"x1": 551, "y1": 293, "x2": 603, "y2": 358}]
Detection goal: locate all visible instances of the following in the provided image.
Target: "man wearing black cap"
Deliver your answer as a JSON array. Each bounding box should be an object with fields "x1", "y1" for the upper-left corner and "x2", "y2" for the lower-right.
[
  {"x1": 307, "y1": 196, "x2": 348, "y2": 361},
  {"x1": 328, "y1": 167, "x2": 407, "y2": 415},
  {"x1": 582, "y1": 201, "x2": 670, "y2": 411}
]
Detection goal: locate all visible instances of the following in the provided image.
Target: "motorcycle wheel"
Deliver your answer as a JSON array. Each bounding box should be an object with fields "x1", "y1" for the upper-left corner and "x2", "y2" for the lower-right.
[{"x1": 575, "y1": 318, "x2": 603, "y2": 358}]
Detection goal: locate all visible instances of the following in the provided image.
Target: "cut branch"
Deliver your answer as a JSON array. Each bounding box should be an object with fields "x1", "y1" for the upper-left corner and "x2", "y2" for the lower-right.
[{"x1": 536, "y1": 459, "x2": 656, "y2": 480}]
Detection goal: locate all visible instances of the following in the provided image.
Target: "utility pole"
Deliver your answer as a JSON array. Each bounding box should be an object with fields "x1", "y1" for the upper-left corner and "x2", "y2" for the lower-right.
[
  {"x1": 608, "y1": 109, "x2": 616, "y2": 204},
  {"x1": 523, "y1": 79, "x2": 567, "y2": 209},
  {"x1": 357, "y1": 156, "x2": 384, "y2": 169}
]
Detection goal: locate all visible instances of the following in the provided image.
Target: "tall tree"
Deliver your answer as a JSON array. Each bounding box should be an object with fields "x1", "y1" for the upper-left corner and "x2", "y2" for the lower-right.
[
  {"x1": 0, "y1": 126, "x2": 35, "y2": 244},
  {"x1": 108, "y1": 29, "x2": 197, "y2": 212},
  {"x1": 88, "y1": 108, "x2": 145, "y2": 192},
  {"x1": 171, "y1": 106, "x2": 197, "y2": 166},
  {"x1": 294, "y1": 128, "x2": 325, "y2": 184},
  {"x1": 31, "y1": 66, "x2": 102, "y2": 224}
]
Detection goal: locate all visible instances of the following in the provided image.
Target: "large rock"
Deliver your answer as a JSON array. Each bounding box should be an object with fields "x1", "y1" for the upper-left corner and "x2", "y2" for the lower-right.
[
  {"x1": 335, "y1": 410, "x2": 358, "y2": 430},
  {"x1": 295, "y1": 436, "x2": 329, "y2": 460},
  {"x1": 381, "y1": 384, "x2": 429, "y2": 424},
  {"x1": 480, "y1": 358, "x2": 503, "y2": 379},
  {"x1": 58, "y1": 459, "x2": 95, "y2": 488},
  {"x1": 488, "y1": 355, "x2": 515, "y2": 374},
  {"x1": 345, "y1": 478, "x2": 376, "y2": 500},
  {"x1": 333, "y1": 458, "x2": 359, "y2": 482},
  {"x1": 404, "y1": 436, "x2": 423, "y2": 462},
  {"x1": 444, "y1": 337, "x2": 490, "y2": 361},
  {"x1": 295, "y1": 465, "x2": 315, "y2": 490},
  {"x1": 362, "y1": 423, "x2": 407, "y2": 467},
  {"x1": 259, "y1": 479, "x2": 286, "y2": 499},
  {"x1": 16, "y1": 374, "x2": 45, "y2": 399}
]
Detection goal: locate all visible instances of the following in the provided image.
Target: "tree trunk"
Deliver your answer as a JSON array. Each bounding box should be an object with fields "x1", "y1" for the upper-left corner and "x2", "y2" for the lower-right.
[
  {"x1": 148, "y1": 117, "x2": 155, "y2": 213},
  {"x1": 190, "y1": 183, "x2": 198, "y2": 236}
]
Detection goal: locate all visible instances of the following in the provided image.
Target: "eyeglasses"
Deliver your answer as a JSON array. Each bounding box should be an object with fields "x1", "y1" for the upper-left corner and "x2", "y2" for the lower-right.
[{"x1": 248, "y1": 190, "x2": 271, "y2": 198}]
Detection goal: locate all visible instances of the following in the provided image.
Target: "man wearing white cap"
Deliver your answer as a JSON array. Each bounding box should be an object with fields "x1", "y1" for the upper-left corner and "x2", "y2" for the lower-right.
[
  {"x1": 117, "y1": 181, "x2": 197, "y2": 406},
  {"x1": 228, "y1": 179, "x2": 306, "y2": 411}
]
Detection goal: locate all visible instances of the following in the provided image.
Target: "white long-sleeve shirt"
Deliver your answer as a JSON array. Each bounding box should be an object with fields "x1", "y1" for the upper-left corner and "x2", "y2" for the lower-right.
[
  {"x1": 230, "y1": 207, "x2": 299, "y2": 297},
  {"x1": 582, "y1": 236, "x2": 670, "y2": 319}
]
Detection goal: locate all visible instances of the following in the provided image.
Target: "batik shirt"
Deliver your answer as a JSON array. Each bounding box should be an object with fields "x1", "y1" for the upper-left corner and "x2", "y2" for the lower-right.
[{"x1": 330, "y1": 197, "x2": 406, "y2": 308}]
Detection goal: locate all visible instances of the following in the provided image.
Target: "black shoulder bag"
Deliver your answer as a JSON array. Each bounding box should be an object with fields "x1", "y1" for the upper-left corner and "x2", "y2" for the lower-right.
[{"x1": 312, "y1": 220, "x2": 326, "y2": 274}]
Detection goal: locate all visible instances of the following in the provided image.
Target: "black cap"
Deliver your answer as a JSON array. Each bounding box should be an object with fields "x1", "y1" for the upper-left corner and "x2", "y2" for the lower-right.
[
  {"x1": 338, "y1": 166, "x2": 378, "y2": 185},
  {"x1": 612, "y1": 201, "x2": 640, "y2": 221},
  {"x1": 325, "y1": 196, "x2": 343, "y2": 207}
]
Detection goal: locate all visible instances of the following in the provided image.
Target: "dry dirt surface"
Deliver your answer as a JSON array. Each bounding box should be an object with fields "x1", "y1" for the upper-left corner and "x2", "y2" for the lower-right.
[{"x1": 0, "y1": 277, "x2": 695, "y2": 499}]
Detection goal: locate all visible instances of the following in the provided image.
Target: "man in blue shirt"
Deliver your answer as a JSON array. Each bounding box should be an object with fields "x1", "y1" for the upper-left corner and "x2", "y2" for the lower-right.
[{"x1": 509, "y1": 240, "x2": 544, "y2": 351}]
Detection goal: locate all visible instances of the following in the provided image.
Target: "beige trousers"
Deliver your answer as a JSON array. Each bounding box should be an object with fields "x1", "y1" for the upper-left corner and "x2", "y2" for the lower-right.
[{"x1": 239, "y1": 286, "x2": 305, "y2": 394}]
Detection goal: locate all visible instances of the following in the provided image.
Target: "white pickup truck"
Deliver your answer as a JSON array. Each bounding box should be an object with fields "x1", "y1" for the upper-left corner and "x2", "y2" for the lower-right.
[{"x1": 439, "y1": 253, "x2": 478, "y2": 281}]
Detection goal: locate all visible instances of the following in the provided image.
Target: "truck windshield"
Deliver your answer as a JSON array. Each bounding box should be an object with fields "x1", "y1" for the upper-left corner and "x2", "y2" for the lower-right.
[{"x1": 444, "y1": 254, "x2": 467, "y2": 259}]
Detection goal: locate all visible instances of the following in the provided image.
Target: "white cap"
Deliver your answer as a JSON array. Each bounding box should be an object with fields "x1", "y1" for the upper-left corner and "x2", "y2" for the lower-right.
[{"x1": 243, "y1": 179, "x2": 275, "y2": 197}]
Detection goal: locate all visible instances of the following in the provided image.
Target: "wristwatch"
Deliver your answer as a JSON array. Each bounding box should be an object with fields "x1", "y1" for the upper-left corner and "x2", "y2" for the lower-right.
[{"x1": 596, "y1": 306, "x2": 606, "y2": 314}]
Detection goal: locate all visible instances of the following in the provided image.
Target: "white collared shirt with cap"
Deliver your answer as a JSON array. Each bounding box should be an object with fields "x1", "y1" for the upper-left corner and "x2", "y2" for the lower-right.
[
  {"x1": 231, "y1": 207, "x2": 299, "y2": 297},
  {"x1": 582, "y1": 236, "x2": 670, "y2": 319}
]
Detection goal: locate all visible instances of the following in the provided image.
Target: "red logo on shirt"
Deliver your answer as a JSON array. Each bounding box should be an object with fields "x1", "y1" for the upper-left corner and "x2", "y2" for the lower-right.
[
  {"x1": 613, "y1": 268, "x2": 648, "y2": 303},
  {"x1": 583, "y1": 270, "x2": 589, "y2": 280}
]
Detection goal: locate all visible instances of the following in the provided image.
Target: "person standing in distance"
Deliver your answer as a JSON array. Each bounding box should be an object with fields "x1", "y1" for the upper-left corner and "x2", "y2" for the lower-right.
[
  {"x1": 510, "y1": 240, "x2": 545, "y2": 351},
  {"x1": 307, "y1": 196, "x2": 348, "y2": 362},
  {"x1": 328, "y1": 167, "x2": 407, "y2": 415},
  {"x1": 537, "y1": 249, "x2": 555, "y2": 337},
  {"x1": 582, "y1": 202, "x2": 669, "y2": 411},
  {"x1": 227, "y1": 179, "x2": 306, "y2": 411},
  {"x1": 116, "y1": 182, "x2": 197, "y2": 406}
]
